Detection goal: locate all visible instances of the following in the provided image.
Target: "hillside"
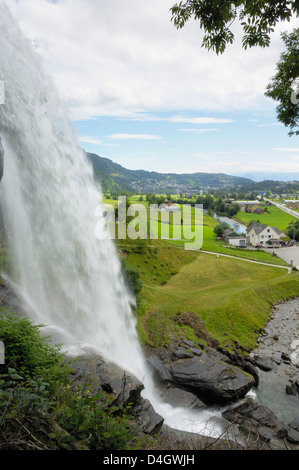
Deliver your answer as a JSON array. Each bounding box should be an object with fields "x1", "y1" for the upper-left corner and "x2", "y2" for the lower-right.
[{"x1": 86, "y1": 152, "x2": 253, "y2": 194}]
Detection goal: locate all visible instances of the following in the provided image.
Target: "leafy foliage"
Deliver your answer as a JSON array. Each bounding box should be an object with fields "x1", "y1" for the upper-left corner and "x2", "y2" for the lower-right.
[
  {"x1": 265, "y1": 28, "x2": 299, "y2": 136},
  {"x1": 0, "y1": 311, "x2": 139, "y2": 450},
  {"x1": 54, "y1": 380, "x2": 137, "y2": 450},
  {"x1": 213, "y1": 222, "x2": 230, "y2": 237},
  {"x1": 286, "y1": 219, "x2": 299, "y2": 241},
  {"x1": 0, "y1": 311, "x2": 67, "y2": 384},
  {"x1": 170, "y1": 1, "x2": 299, "y2": 54}
]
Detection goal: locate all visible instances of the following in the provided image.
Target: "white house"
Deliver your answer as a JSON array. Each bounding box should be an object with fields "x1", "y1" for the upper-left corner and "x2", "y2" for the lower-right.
[
  {"x1": 226, "y1": 234, "x2": 247, "y2": 248},
  {"x1": 246, "y1": 222, "x2": 281, "y2": 247}
]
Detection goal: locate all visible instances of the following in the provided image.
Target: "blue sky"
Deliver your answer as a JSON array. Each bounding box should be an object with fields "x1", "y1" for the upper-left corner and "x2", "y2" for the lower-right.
[{"x1": 5, "y1": 0, "x2": 299, "y2": 181}]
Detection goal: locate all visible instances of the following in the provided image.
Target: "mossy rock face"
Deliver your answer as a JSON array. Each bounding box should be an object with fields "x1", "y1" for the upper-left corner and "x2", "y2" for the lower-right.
[
  {"x1": 68, "y1": 353, "x2": 164, "y2": 436},
  {"x1": 68, "y1": 354, "x2": 144, "y2": 407},
  {"x1": 174, "y1": 312, "x2": 217, "y2": 347}
]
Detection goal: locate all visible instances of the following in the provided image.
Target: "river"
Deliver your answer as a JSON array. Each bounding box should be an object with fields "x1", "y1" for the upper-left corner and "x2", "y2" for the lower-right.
[
  {"x1": 251, "y1": 298, "x2": 299, "y2": 425},
  {"x1": 213, "y1": 214, "x2": 247, "y2": 235}
]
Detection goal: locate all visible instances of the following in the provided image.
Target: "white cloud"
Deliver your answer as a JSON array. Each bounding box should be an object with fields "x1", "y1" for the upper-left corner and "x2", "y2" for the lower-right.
[
  {"x1": 170, "y1": 116, "x2": 233, "y2": 124},
  {"x1": 4, "y1": 0, "x2": 297, "y2": 121},
  {"x1": 273, "y1": 148, "x2": 299, "y2": 152},
  {"x1": 187, "y1": 155, "x2": 299, "y2": 176},
  {"x1": 79, "y1": 136, "x2": 102, "y2": 145},
  {"x1": 256, "y1": 123, "x2": 283, "y2": 127},
  {"x1": 179, "y1": 128, "x2": 218, "y2": 133},
  {"x1": 110, "y1": 134, "x2": 162, "y2": 140}
]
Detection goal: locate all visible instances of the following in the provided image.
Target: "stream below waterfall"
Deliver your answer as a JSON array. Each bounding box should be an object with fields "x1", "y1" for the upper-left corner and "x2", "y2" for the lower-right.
[{"x1": 251, "y1": 297, "x2": 299, "y2": 425}]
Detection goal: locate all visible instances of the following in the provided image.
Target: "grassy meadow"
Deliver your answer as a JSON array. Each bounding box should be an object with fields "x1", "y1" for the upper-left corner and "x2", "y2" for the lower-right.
[
  {"x1": 108, "y1": 196, "x2": 299, "y2": 354},
  {"x1": 236, "y1": 204, "x2": 296, "y2": 232},
  {"x1": 118, "y1": 236, "x2": 299, "y2": 352},
  {"x1": 104, "y1": 196, "x2": 291, "y2": 267}
]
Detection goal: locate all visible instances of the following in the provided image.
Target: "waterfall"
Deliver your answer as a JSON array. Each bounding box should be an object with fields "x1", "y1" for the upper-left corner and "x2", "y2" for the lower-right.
[
  {"x1": 0, "y1": 1, "x2": 145, "y2": 377},
  {"x1": 0, "y1": 2, "x2": 223, "y2": 438}
]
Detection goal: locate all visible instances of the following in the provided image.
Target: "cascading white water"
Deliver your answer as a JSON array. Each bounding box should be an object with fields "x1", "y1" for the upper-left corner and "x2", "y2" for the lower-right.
[
  {"x1": 0, "y1": 0, "x2": 145, "y2": 378},
  {"x1": 0, "y1": 2, "x2": 223, "y2": 438}
]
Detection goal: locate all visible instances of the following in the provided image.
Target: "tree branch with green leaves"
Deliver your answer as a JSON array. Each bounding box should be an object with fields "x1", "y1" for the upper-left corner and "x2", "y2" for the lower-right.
[
  {"x1": 170, "y1": 1, "x2": 299, "y2": 135},
  {"x1": 170, "y1": 0, "x2": 299, "y2": 54},
  {"x1": 265, "y1": 28, "x2": 299, "y2": 136}
]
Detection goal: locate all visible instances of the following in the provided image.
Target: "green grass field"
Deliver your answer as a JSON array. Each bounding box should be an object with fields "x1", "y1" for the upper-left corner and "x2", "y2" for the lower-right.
[
  {"x1": 116, "y1": 233, "x2": 299, "y2": 353},
  {"x1": 140, "y1": 252, "x2": 298, "y2": 348},
  {"x1": 103, "y1": 195, "x2": 299, "y2": 353},
  {"x1": 236, "y1": 205, "x2": 296, "y2": 231},
  {"x1": 104, "y1": 197, "x2": 291, "y2": 267}
]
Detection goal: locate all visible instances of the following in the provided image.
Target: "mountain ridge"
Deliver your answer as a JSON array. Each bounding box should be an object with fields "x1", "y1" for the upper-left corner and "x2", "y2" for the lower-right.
[{"x1": 86, "y1": 152, "x2": 254, "y2": 194}]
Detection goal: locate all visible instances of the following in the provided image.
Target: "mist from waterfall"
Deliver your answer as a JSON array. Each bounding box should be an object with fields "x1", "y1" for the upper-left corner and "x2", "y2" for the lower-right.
[
  {"x1": 0, "y1": 2, "x2": 223, "y2": 438},
  {"x1": 0, "y1": 1, "x2": 146, "y2": 377}
]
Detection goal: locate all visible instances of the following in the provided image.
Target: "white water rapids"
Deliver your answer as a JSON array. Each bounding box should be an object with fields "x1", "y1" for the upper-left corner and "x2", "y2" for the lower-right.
[{"x1": 0, "y1": 2, "x2": 223, "y2": 438}]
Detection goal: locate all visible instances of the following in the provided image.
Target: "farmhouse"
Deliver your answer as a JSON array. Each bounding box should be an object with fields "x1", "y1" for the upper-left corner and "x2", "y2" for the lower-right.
[
  {"x1": 236, "y1": 200, "x2": 260, "y2": 212},
  {"x1": 246, "y1": 222, "x2": 281, "y2": 247},
  {"x1": 225, "y1": 232, "x2": 247, "y2": 248},
  {"x1": 245, "y1": 204, "x2": 265, "y2": 214}
]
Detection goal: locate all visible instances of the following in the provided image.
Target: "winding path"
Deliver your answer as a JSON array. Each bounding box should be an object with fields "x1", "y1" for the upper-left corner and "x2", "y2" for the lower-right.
[{"x1": 200, "y1": 250, "x2": 292, "y2": 273}]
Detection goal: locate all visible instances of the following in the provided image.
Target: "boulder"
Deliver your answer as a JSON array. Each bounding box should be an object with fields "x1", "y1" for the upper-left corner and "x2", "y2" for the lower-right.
[
  {"x1": 132, "y1": 398, "x2": 164, "y2": 435},
  {"x1": 68, "y1": 353, "x2": 163, "y2": 435},
  {"x1": 183, "y1": 340, "x2": 195, "y2": 348},
  {"x1": 222, "y1": 398, "x2": 292, "y2": 449},
  {"x1": 69, "y1": 354, "x2": 144, "y2": 407},
  {"x1": 288, "y1": 417, "x2": 299, "y2": 432},
  {"x1": 286, "y1": 380, "x2": 299, "y2": 396},
  {"x1": 218, "y1": 348, "x2": 259, "y2": 386},
  {"x1": 160, "y1": 386, "x2": 205, "y2": 409},
  {"x1": 281, "y1": 352, "x2": 292, "y2": 363},
  {"x1": 287, "y1": 428, "x2": 299, "y2": 444},
  {"x1": 189, "y1": 347, "x2": 203, "y2": 356},
  {"x1": 173, "y1": 349, "x2": 193, "y2": 359},
  {"x1": 147, "y1": 356, "x2": 172, "y2": 384},
  {"x1": 255, "y1": 356, "x2": 275, "y2": 372},
  {"x1": 169, "y1": 349, "x2": 255, "y2": 405}
]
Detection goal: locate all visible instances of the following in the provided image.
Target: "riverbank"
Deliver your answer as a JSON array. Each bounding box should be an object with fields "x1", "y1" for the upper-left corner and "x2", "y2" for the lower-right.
[{"x1": 251, "y1": 297, "x2": 299, "y2": 425}]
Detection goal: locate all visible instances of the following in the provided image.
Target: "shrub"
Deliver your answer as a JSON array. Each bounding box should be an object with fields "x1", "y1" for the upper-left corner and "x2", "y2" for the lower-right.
[{"x1": 0, "y1": 310, "x2": 139, "y2": 450}]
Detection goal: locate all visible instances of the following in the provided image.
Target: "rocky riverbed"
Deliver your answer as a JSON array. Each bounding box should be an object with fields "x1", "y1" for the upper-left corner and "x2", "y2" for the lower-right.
[
  {"x1": 250, "y1": 298, "x2": 299, "y2": 425},
  {"x1": 141, "y1": 297, "x2": 299, "y2": 449}
]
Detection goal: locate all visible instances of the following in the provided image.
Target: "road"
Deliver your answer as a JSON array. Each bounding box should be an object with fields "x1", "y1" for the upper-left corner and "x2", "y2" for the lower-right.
[
  {"x1": 265, "y1": 199, "x2": 299, "y2": 219},
  {"x1": 272, "y1": 245, "x2": 299, "y2": 270}
]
